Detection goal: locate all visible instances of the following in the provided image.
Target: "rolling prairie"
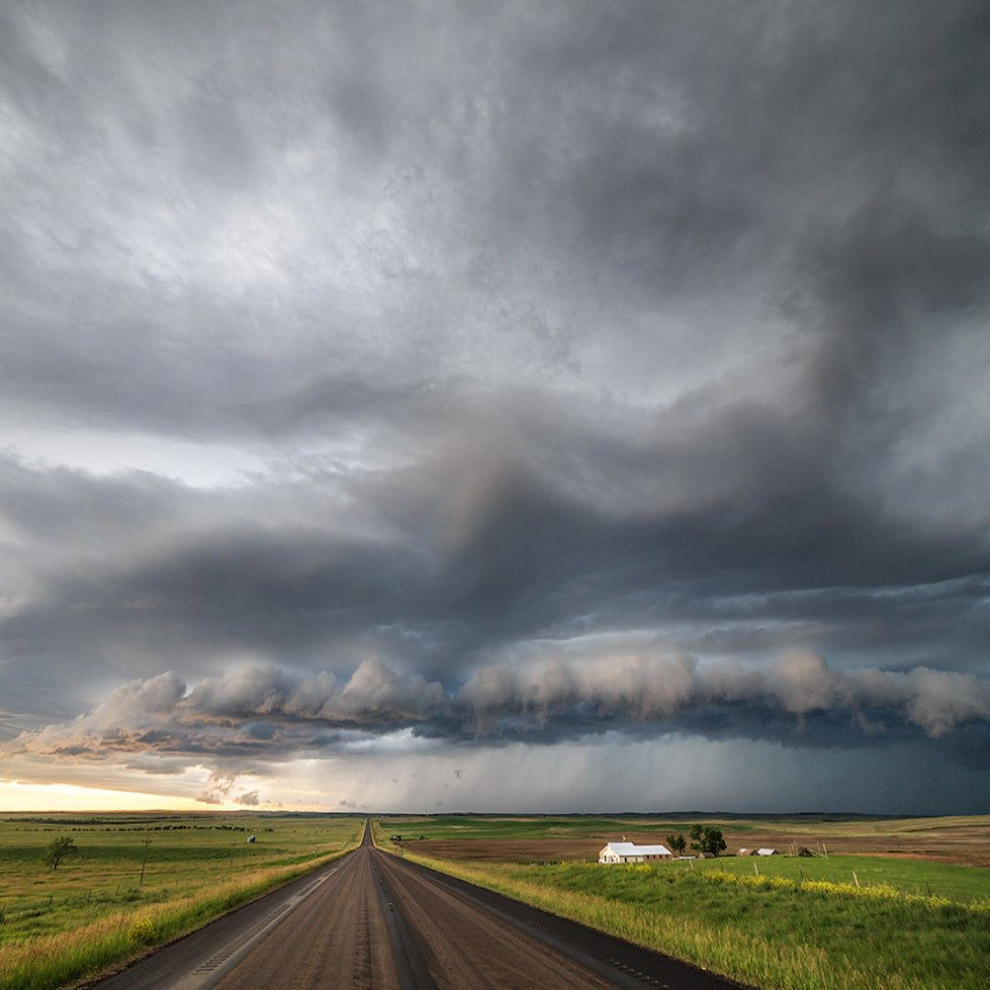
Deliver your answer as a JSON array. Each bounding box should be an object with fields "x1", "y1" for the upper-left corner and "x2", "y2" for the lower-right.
[
  {"x1": 0, "y1": 813, "x2": 360, "y2": 990},
  {"x1": 376, "y1": 814, "x2": 990, "y2": 990}
]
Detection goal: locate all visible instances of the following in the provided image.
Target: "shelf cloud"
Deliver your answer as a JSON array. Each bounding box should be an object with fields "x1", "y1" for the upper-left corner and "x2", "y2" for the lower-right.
[{"x1": 8, "y1": 653, "x2": 987, "y2": 769}]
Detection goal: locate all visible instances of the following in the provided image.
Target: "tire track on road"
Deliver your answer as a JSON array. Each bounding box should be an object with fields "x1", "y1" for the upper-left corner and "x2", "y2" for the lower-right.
[
  {"x1": 215, "y1": 848, "x2": 400, "y2": 990},
  {"x1": 374, "y1": 848, "x2": 615, "y2": 989},
  {"x1": 373, "y1": 847, "x2": 745, "y2": 990},
  {"x1": 90, "y1": 854, "x2": 355, "y2": 990}
]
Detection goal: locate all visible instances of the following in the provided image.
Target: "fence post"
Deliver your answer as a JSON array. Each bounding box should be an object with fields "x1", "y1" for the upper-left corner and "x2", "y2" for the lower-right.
[{"x1": 139, "y1": 831, "x2": 151, "y2": 887}]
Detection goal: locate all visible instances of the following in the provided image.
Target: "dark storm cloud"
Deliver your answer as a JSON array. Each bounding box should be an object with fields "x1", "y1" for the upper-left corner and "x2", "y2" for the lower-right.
[
  {"x1": 1, "y1": 2, "x2": 987, "y2": 445},
  {"x1": 2, "y1": 442, "x2": 987, "y2": 718},
  {"x1": 1, "y1": 2, "x2": 989, "y2": 808},
  {"x1": 6, "y1": 654, "x2": 989, "y2": 770}
]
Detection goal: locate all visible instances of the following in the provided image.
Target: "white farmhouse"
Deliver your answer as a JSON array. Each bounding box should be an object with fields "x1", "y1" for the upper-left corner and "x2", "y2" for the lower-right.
[{"x1": 599, "y1": 841, "x2": 672, "y2": 864}]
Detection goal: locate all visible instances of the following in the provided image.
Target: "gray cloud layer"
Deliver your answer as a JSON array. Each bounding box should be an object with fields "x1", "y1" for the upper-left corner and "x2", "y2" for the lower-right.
[
  {"x1": 9, "y1": 654, "x2": 988, "y2": 766},
  {"x1": 1, "y1": 1, "x2": 989, "y2": 809}
]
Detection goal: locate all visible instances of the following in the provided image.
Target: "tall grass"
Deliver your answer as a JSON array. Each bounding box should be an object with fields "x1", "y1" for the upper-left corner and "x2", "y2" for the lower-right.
[
  {"x1": 703, "y1": 867, "x2": 990, "y2": 913},
  {"x1": 0, "y1": 841, "x2": 360, "y2": 990},
  {"x1": 374, "y1": 824, "x2": 990, "y2": 990},
  {"x1": 0, "y1": 814, "x2": 360, "y2": 945}
]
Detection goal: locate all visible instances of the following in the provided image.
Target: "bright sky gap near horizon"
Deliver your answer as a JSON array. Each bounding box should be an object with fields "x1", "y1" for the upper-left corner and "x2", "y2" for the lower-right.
[{"x1": 1, "y1": 1, "x2": 988, "y2": 814}]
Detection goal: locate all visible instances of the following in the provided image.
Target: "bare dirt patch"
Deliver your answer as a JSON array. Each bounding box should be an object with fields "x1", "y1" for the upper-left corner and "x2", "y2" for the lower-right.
[{"x1": 403, "y1": 820, "x2": 990, "y2": 867}]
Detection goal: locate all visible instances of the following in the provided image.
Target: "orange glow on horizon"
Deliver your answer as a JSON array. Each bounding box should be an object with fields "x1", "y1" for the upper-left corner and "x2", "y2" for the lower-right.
[{"x1": 0, "y1": 779, "x2": 219, "y2": 812}]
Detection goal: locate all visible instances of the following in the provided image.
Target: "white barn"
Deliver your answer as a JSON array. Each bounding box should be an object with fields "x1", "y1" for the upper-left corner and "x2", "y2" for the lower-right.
[{"x1": 599, "y1": 841, "x2": 672, "y2": 864}]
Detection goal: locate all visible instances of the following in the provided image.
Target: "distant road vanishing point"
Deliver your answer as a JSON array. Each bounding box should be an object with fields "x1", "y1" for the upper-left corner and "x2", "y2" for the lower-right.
[{"x1": 93, "y1": 822, "x2": 739, "y2": 990}]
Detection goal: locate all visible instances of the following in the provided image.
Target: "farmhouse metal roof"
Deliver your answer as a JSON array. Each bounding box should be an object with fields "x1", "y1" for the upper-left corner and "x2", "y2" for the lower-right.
[{"x1": 603, "y1": 842, "x2": 672, "y2": 856}]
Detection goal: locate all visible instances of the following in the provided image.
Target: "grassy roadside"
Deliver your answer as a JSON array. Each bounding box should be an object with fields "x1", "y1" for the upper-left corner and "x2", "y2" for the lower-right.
[
  {"x1": 371, "y1": 822, "x2": 990, "y2": 990},
  {"x1": 0, "y1": 816, "x2": 362, "y2": 990}
]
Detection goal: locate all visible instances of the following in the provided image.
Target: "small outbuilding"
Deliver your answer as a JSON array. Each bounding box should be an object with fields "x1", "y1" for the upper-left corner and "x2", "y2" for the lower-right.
[
  {"x1": 755, "y1": 848, "x2": 777, "y2": 856},
  {"x1": 599, "y1": 841, "x2": 672, "y2": 864}
]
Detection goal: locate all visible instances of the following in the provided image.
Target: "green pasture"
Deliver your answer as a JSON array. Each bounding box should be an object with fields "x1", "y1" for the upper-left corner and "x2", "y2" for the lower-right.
[
  {"x1": 377, "y1": 814, "x2": 644, "y2": 839},
  {"x1": 376, "y1": 818, "x2": 990, "y2": 989},
  {"x1": 681, "y1": 853, "x2": 990, "y2": 904},
  {"x1": 383, "y1": 811, "x2": 990, "y2": 901},
  {"x1": 0, "y1": 813, "x2": 360, "y2": 946},
  {"x1": 502, "y1": 860, "x2": 990, "y2": 989}
]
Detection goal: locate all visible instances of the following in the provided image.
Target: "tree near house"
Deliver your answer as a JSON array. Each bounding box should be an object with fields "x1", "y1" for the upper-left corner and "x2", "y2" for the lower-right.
[
  {"x1": 666, "y1": 832, "x2": 687, "y2": 855},
  {"x1": 689, "y1": 823, "x2": 704, "y2": 852},
  {"x1": 689, "y1": 824, "x2": 726, "y2": 857},
  {"x1": 44, "y1": 835, "x2": 78, "y2": 871}
]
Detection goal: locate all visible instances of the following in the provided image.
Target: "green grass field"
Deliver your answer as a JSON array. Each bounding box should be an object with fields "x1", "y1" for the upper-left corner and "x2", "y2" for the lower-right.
[
  {"x1": 669, "y1": 853, "x2": 989, "y2": 903},
  {"x1": 374, "y1": 815, "x2": 990, "y2": 990},
  {"x1": 378, "y1": 814, "x2": 655, "y2": 839},
  {"x1": 0, "y1": 813, "x2": 361, "y2": 990}
]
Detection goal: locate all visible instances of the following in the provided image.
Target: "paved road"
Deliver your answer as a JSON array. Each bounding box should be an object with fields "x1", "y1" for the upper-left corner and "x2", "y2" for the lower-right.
[{"x1": 92, "y1": 825, "x2": 742, "y2": 989}]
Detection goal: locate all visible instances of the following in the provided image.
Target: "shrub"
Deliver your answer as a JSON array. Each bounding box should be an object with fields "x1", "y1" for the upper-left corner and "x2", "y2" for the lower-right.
[{"x1": 127, "y1": 917, "x2": 157, "y2": 945}]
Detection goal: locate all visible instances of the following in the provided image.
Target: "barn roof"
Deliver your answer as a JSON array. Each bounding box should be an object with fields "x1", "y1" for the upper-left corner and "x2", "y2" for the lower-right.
[{"x1": 603, "y1": 841, "x2": 672, "y2": 856}]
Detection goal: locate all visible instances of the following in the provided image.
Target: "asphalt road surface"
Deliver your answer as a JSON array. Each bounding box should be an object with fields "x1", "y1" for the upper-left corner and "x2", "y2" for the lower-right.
[{"x1": 91, "y1": 825, "x2": 742, "y2": 990}]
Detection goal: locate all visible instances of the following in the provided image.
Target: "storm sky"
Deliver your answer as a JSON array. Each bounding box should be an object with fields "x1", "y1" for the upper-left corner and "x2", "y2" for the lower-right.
[{"x1": 2, "y1": 1, "x2": 989, "y2": 814}]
